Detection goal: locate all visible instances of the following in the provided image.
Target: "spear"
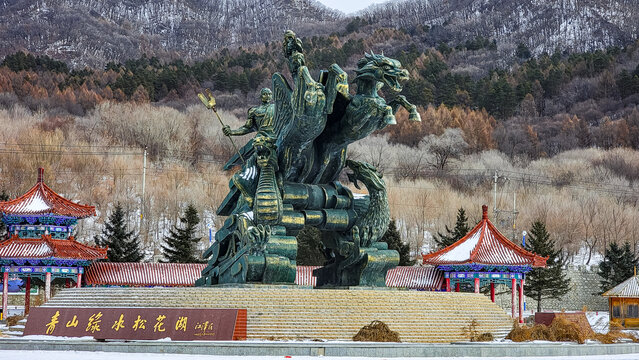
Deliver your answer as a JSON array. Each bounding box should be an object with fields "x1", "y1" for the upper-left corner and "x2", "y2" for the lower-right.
[{"x1": 198, "y1": 89, "x2": 245, "y2": 164}]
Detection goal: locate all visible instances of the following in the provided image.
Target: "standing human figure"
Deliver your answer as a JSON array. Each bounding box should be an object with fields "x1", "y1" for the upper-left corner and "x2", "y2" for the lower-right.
[{"x1": 223, "y1": 88, "x2": 275, "y2": 137}]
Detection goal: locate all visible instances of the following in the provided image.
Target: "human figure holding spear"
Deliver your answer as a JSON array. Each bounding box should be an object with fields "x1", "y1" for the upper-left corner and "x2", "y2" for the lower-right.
[{"x1": 199, "y1": 88, "x2": 275, "y2": 170}]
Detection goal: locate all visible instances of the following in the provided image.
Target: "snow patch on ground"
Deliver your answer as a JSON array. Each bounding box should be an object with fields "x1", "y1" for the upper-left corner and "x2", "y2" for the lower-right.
[
  {"x1": 587, "y1": 311, "x2": 610, "y2": 333},
  {"x1": 570, "y1": 246, "x2": 604, "y2": 270},
  {"x1": 2, "y1": 350, "x2": 639, "y2": 360}
]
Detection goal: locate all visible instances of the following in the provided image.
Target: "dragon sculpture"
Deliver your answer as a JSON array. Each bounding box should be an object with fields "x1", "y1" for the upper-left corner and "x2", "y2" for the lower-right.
[
  {"x1": 197, "y1": 30, "x2": 420, "y2": 287},
  {"x1": 315, "y1": 160, "x2": 397, "y2": 286}
]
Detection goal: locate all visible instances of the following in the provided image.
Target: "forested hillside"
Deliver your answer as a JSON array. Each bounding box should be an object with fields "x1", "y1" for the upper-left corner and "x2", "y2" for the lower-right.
[{"x1": 2, "y1": 29, "x2": 639, "y2": 159}]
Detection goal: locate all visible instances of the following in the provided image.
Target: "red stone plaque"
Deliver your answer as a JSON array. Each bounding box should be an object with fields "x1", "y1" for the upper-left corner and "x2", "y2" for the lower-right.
[{"x1": 24, "y1": 307, "x2": 247, "y2": 341}]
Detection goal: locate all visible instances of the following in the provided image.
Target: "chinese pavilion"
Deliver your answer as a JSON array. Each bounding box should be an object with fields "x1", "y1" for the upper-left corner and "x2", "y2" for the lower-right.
[
  {"x1": 422, "y1": 205, "x2": 547, "y2": 323},
  {"x1": 0, "y1": 168, "x2": 107, "y2": 318},
  {"x1": 602, "y1": 269, "x2": 639, "y2": 328}
]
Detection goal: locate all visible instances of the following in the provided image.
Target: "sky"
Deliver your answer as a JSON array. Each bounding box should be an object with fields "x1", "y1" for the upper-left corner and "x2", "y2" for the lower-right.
[{"x1": 316, "y1": 0, "x2": 389, "y2": 14}]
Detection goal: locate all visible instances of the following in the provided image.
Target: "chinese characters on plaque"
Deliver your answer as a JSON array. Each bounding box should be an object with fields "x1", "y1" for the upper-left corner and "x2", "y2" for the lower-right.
[{"x1": 25, "y1": 307, "x2": 246, "y2": 340}]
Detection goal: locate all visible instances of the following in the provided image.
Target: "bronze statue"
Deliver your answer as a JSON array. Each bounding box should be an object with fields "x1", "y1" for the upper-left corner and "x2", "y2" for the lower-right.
[
  {"x1": 197, "y1": 30, "x2": 420, "y2": 288},
  {"x1": 221, "y1": 88, "x2": 275, "y2": 170},
  {"x1": 223, "y1": 88, "x2": 275, "y2": 137}
]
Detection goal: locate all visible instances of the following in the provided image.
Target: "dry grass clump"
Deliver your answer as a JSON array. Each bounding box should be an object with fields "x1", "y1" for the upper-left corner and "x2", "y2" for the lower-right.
[
  {"x1": 460, "y1": 319, "x2": 494, "y2": 342},
  {"x1": 594, "y1": 331, "x2": 639, "y2": 344},
  {"x1": 507, "y1": 321, "x2": 555, "y2": 342},
  {"x1": 353, "y1": 320, "x2": 401, "y2": 342},
  {"x1": 610, "y1": 319, "x2": 624, "y2": 330},
  {"x1": 5, "y1": 315, "x2": 24, "y2": 327},
  {"x1": 550, "y1": 317, "x2": 590, "y2": 343},
  {"x1": 508, "y1": 317, "x2": 588, "y2": 343},
  {"x1": 475, "y1": 333, "x2": 494, "y2": 342},
  {"x1": 508, "y1": 317, "x2": 638, "y2": 344}
]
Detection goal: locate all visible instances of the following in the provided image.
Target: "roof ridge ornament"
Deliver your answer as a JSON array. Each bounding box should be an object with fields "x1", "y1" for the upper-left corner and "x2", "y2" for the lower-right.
[
  {"x1": 482, "y1": 204, "x2": 488, "y2": 219},
  {"x1": 37, "y1": 167, "x2": 44, "y2": 183}
]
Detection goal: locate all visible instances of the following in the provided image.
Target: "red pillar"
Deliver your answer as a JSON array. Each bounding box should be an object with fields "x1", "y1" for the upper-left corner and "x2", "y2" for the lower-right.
[
  {"x1": 490, "y1": 282, "x2": 495, "y2": 303},
  {"x1": 24, "y1": 277, "x2": 31, "y2": 315},
  {"x1": 445, "y1": 278, "x2": 450, "y2": 292},
  {"x1": 77, "y1": 273, "x2": 82, "y2": 288},
  {"x1": 2, "y1": 270, "x2": 8, "y2": 320},
  {"x1": 455, "y1": 283, "x2": 460, "y2": 292},
  {"x1": 511, "y1": 278, "x2": 516, "y2": 319},
  {"x1": 519, "y1": 279, "x2": 525, "y2": 323},
  {"x1": 45, "y1": 271, "x2": 51, "y2": 303},
  {"x1": 474, "y1": 277, "x2": 480, "y2": 293}
]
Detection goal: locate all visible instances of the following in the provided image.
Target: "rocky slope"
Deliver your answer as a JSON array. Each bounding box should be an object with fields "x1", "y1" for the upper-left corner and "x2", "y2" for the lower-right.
[
  {"x1": 0, "y1": 0, "x2": 341, "y2": 67},
  {"x1": 361, "y1": 0, "x2": 639, "y2": 55},
  {"x1": 1, "y1": 0, "x2": 638, "y2": 67}
]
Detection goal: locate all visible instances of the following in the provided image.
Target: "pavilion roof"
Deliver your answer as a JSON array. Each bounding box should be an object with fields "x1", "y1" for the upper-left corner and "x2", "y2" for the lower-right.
[
  {"x1": 0, "y1": 234, "x2": 107, "y2": 260},
  {"x1": 85, "y1": 262, "x2": 206, "y2": 287},
  {"x1": 0, "y1": 168, "x2": 96, "y2": 218},
  {"x1": 422, "y1": 205, "x2": 547, "y2": 267},
  {"x1": 603, "y1": 275, "x2": 639, "y2": 297}
]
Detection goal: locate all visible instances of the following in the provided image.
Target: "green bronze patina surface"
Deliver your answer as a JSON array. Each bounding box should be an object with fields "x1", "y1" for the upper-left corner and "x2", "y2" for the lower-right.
[{"x1": 196, "y1": 30, "x2": 420, "y2": 287}]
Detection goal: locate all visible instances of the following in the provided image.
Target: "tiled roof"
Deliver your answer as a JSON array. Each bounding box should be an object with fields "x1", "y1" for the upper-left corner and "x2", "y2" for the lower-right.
[
  {"x1": 603, "y1": 275, "x2": 639, "y2": 297},
  {"x1": 85, "y1": 263, "x2": 443, "y2": 289},
  {"x1": 423, "y1": 205, "x2": 547, "y2": 267},
  {"x1": 295, "y1": 265, "x2": 444, "y2": 289},
  {"x1": 85, "y1": 262, "x2": 207, "y2": 287},
  {"x1": 0, "y1": 168, "x2": 96, "y2": 218},
  {"x1": 296, "y1": 266, "x2": 320, "y2": 287},
  {"x1": 0, "y1": 235, "x2": 107, "y2": 260},
  {"x1": 385, "y1": 266, "x2": 444, "y2": 289}
]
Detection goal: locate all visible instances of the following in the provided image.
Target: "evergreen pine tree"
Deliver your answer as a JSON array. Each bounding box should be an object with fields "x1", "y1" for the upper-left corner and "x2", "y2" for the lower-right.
[
  {"x1": 523, "y1": 221, "x2": 571, "y2": 312},
  {"x1": 296, "y1": 226, "x2": 325, "y2": 266},
  {"x1": 162, "y1": 204, "x2": 203, "y2": 263},
  {"x1": 382, "y1": 219, "x2": 414, "y2": 266},
  {"x1": 94, "y1": 203, "x2": 144, "y2": 262},
  {"x1": 433, "y1": 208, "x2": 471, "y2": 249},
  {"x1": 598, "y1": 241, "x2": 638, "y2": 294}
]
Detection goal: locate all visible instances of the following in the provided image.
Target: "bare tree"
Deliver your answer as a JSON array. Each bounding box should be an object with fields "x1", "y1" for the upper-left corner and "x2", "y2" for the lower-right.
[{"x1": 420, "y1": 128, "x2": 468, "y2": 172}]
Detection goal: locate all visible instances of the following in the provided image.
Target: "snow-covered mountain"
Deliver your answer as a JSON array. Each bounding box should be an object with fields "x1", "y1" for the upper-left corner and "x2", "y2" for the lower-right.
[
  {"x1": 0, "y1": 0, "x2": 342, "y2": 67},
  {"x1": 361, "y1": 0, "x2": 639, "y2": 55},
  {"x1": 0, "y1": 0, "x2": 638, "y2": 67}
]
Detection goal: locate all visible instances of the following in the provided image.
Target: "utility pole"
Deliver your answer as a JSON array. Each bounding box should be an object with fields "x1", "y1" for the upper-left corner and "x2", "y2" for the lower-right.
[
  {"x1": 141, "y1": 146, "x2": 147, "y2": 249},
  {"x1": 493, "y1": 170, "x2": 520, "y2": 242},
  {"x1": 141, "y1": 146, "x2": 147, "y2": 223},
  {"x1": 512, "y1": 192, "x2": 519, "y2": 241},
  {"x1": 493, "y1": 170, "x2": 499, "y2": 217}
]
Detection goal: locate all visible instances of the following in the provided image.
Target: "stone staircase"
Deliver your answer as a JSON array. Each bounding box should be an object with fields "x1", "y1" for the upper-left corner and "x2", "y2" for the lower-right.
[
  {"x1": 4, "y1": 317, "x2": 27, "y2": 336},
  {"x1": 43, "y1": 287, "x2": 514, "y2": 343}
]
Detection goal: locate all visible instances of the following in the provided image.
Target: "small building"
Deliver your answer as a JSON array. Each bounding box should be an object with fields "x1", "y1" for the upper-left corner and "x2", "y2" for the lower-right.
[
  {"x1": 0, "y1": 168, "x2": 107, "y2": 318},
  {"x1": 602, "y1": 272, "x2": 639, "y2": 328},
  {"x1": 422, "y1": 205, "x2": 547, "y2": 322}
]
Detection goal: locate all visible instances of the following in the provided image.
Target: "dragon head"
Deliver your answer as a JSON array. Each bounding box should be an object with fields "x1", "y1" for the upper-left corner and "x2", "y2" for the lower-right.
[
  {"x1": 354, "y1": 52, "x2": 409, "y2": 93},
  {"x1": 345, "y1": 160, "x2": 385, "y2": 192},
  {"x1": 253, "y1": 132, "x2": 277, "y2": 169}
]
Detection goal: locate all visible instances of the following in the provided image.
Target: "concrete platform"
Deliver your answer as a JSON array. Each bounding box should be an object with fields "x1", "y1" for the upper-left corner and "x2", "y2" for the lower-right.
[{"x1": 2, "y1": 338, "x2": 639, "y2": 357}]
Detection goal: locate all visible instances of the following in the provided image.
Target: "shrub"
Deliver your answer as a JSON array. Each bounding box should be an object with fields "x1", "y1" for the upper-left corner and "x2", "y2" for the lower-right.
[
  {"x1": 353, "y1": 320, "x2": 401, "y2": 342},
  {"x1": 6, "y1": 315, "x2": 24, "y2": 327}
]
